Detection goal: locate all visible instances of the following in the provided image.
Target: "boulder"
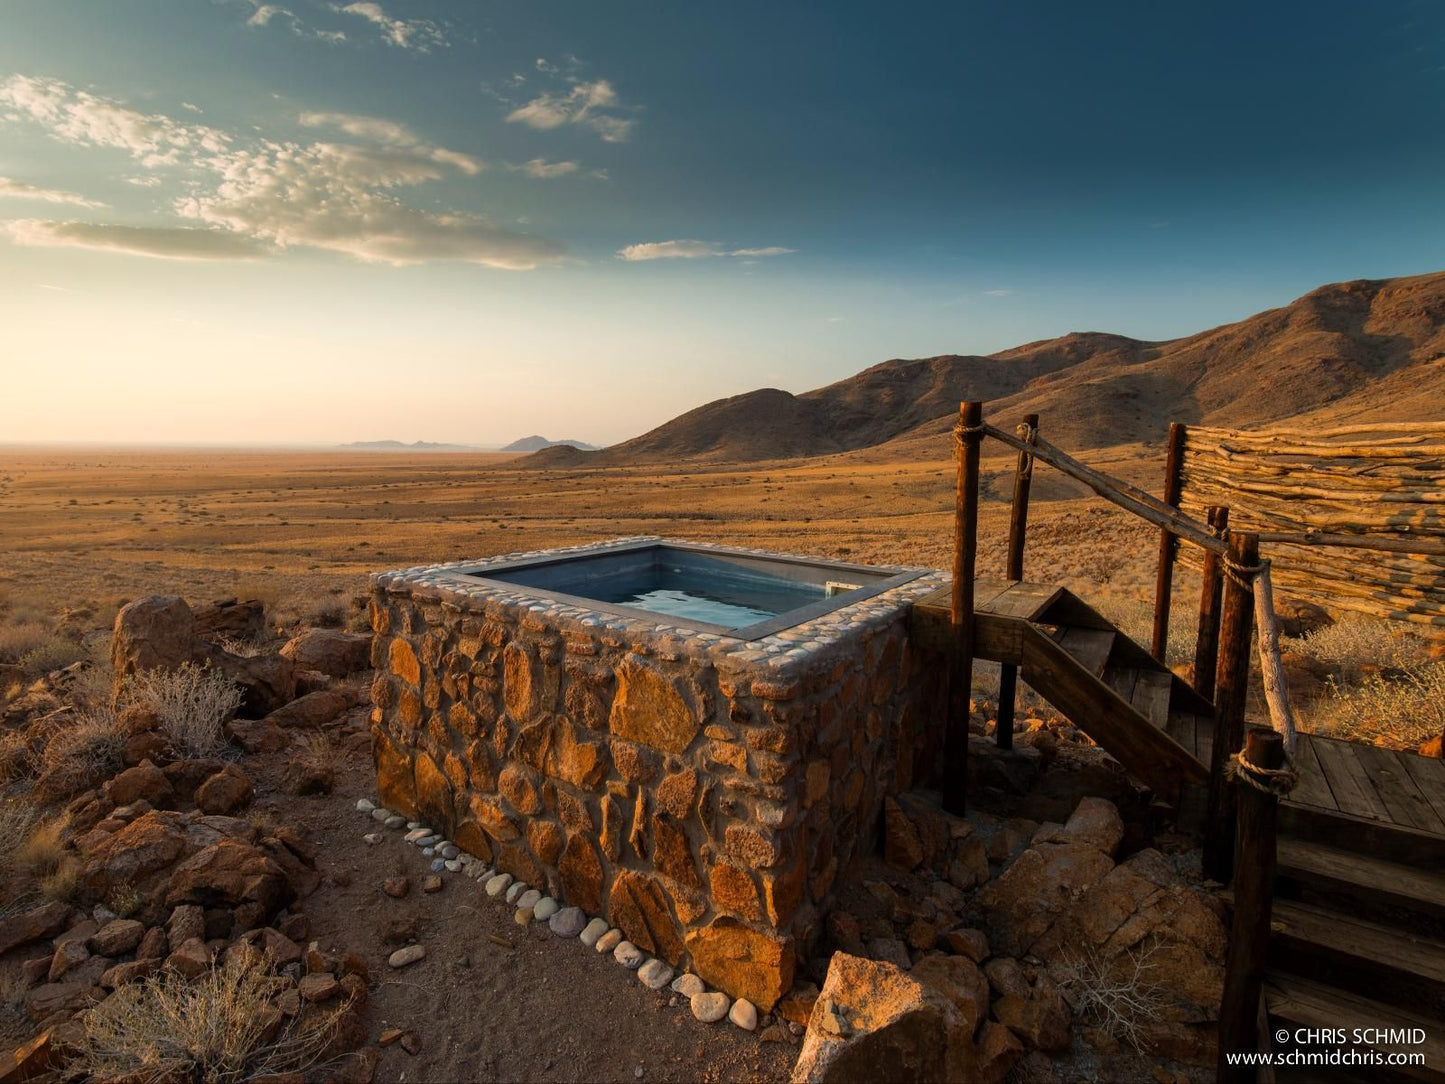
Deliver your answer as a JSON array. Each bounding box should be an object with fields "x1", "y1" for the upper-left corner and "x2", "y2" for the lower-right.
[
  {"x1": 992, "y1": 976, "x2": 1071, "y2": 1052},
  {"x1": 225, "y1": 717, "x2": 289, "y2": 754},
  {"x1": 1056, "y1": 797, "x2": 1124, "y2": 857},
  {"x1": 909, "y1": 953, "x2": 990, "y2": 1036},
  {"x1": 211, "y1": 651, "x2": 295, "y2": 718},
  {"x1": 684, "y1": 918, "x2": 795, "y2": 1012},
  {"x1": 112, "y1": 597, "x2": 202, "y2": 682},
  {"x1": 195, "y1": 764, "x2": 254, "y2": 815},
  {"x1": 976, "y1": 842, "x2": 1115, "y2": 957},
  {"x1": 164, "y1": 839, "x2": 292, "y2": 930},
  {"x1": 105, "y1": 761, "x2": 174, "y2": 808},
  {"x1": 280, "y1": 630, "x2": 373, "y2": 678},
  {"x1": 26, "y1": 981, "x2": 102, "y2": 1019},
  {"x1": 0, "y1": 901, "x2": 72, "y2": 957},
  {"x1": 1274, "y1": 598, "x2": 1334, "y2": 638},
  {"x1": 89, "y1": 919, "x2": 145, "y2": 957},
  {"x1": 193, "y1": 599, "x2": 267, "y2": 642},
  {"x1": 790, "y1": 953, "x2": 973, "y2": 1083},
  {"x1": 262, "y1": 688, "x2": 357, "y2": 729}
]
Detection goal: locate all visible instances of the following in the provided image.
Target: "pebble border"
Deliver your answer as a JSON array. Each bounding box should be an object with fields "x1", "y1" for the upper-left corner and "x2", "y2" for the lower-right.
[
  {"x1": 356, "y1": 796, "x2": 768, "y2": 1033},
  {"x1": 371, "y1": 535, "x2": 947, "y2": 679}
]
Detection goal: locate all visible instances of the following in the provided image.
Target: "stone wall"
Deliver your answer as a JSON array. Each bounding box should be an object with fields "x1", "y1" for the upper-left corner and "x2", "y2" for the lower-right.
[{"x1": 367, "y1": 541, "x2": 945, "y2": 1010}]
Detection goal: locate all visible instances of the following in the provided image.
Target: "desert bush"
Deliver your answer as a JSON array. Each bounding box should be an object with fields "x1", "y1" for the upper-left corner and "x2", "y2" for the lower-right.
[
  {"x1": 108, "y1": 884, "x2": 145, "y2": 919},
  {"x1": 15, "y1": 817, "x2": 65, "y2": 879},
  {"x1": 16, "y1": 633, "x2": 86, "y2": 677},
  {"x1": 39, "y1": 709, "x2": 127, "y2": 799},
  {"x1": 68, "y1": 642, "x2": 117, "y2": 711},
  {"x1": 217, "y1": 635, "x2": 269, "y2": 659},
  {"x1": 1056, "y1": 942, "x2": 1166, "y2": 1053},
  {"x1": 123, "y1": 663, "x2": 241, "y2": 759},
  {"x1": 73, "y1": 953, "x2": 344, "y2": 1084},
  {"x1": 40, "y1": 857, "x2": 82, "y2": 904},
  {"x1": 288, "y1": 733, "x2": 336, "y2": 796},
  {"x1": 1281, "y1": 613, "x2": 1431, "y2": 671},
  {"x1": 0, "y1": 802, "x2": 41, "y2": 877},
  {"x1": 0, "y1": 620, "x2": 51, "y2": 664},
  {"x1": 0, "y1": 730, "x2": 33, "y2": 784},
  {"x1": 1315, "y1": 664, "x2": 1445, "y2": 749}
]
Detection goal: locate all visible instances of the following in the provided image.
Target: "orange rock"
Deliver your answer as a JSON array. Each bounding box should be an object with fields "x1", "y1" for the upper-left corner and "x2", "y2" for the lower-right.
[
  {"x1": 412, "y1": 752, "x2": 453, "y2": 831},
  {"x1": 710, "y1": 859, "x2": 763, "y2": 922},
  {"x1": 499, "y1": 764, "x2": 542, "y2": 815},
  {"x1": 552, "y1": 719, "x2": 609, "y2": 788},
  {"x1": 502, "y1": 643, "x2": 539, "y2": 722},
  {"x1": 373, "y1": 729, "x2": 418, "y2": 819},
  {"x1": 558, "y1": 832, "x2": 604, "y2": 913},
  {"x1": 609, "y1": 658, "x2": 699, "y2": 754},
  {"x1": 685, "y1": 918, "x2": 795, "y2": 1012},
  {"x1": 388, "y1": 639, "x2": 420, "y2": 687},
  {"x1": 527, "y1": 819, "x2": 564, "y2": 866},
  {"x1": 608, "y1": 870, "x2": 683, "y2": 963},
  {"x1": 762, "y1": 856, "x2": 807, "y2": 927},
  {"x1": 650, "y1": 813, "x2": 701, "y2": 888}
]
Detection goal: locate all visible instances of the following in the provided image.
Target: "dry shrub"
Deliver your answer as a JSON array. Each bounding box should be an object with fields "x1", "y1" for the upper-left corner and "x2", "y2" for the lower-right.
[
  {"x1": 73, "y1": 953, "x2": 344, "y2": 1084},
  {"x1": 108, "y1": 884, "x2": 145, "y2": 918},
  {"x1": 0, "y1": 801, "x2": 41, "y2": 878},
  {"x1": 39, "y1": 709, "x2": 127, "y2": 799},
  {"x1": 15, "y1": 817, "x2": 65, "y2": 879},
  {"x1": 1282, "y1": 612, "x2": 1432, "y2": 671},
  {"x1": 1056, "y1": 942, "x2": 1166, "y2": 1053},
  {"x1": 40, "y1": 857, "x2": 82, "y2": 904},
  {"x1": 0, "y1": 730, "x2": 33, "y2": 784},
  {"x1": 1316, "y1": 665, "x2": 1445, "y2": 749},
  {"x1": 288, "y1": 733, "x2": 336, "y2": 796},
  {"x1": 0, "y1": 620, "x2": 52, "y2": 664},
  {"x1": 123, "y1": 663, "x2": 241, "y2": 760},
  {"x1": 68, "y1": 642, "x2": 117, "y2": 711},
  {"x1": 16, "y1": 633, "x2": 86, "y2": 677},
  {"x1": 217, "y1": 635, "x2": 269, "y2": 659}
]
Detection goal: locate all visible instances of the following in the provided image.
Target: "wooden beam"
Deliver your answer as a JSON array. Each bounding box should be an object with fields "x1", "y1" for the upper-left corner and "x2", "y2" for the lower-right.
[
  {"x1": 1193, "y1": 505, "x2": 1229, "y2": 702},
  {"x1": 945, "y1": 400, "x2": 983, "y2": 815},
  {"x1": 1152, "y1": 422, "x2": 1187, "y2": 661},
  {"x1": 1218, "y1": 728, "x2": 1284, "y2": 1082},
  {"x1": 996, "y1": 412, "x2": 1038, "y2": 750},
  {"x1": 1205, "y1": 530, "x2": 1260, "y2": 883}
]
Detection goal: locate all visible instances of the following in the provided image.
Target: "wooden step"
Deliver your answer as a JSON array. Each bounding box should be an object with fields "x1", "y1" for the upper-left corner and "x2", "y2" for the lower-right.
[
  {"x1": 1265, "y1": 972, "x2": 1445, "y2": 1083},
  {"x1": 1277, "y1": 838, "x2": 1445, "y2": 926},
  {"x1": 1264, "y1": 898, "x2": 1445, "y2": 1015},
  {"x1": 1055, "y1": 626, "x2": 1114, "y2": 677},
  {"x1": 1130, "y1": 669, "x2": 1172, "y2": 728}
]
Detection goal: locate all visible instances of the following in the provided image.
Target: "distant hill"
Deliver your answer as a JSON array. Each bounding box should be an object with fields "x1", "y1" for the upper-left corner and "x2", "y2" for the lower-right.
[
  {"x1": 501, "y1": 435, "x2": 599, "y2": 452},
  {"x1": 520, "y1": 270, "x2": 1445, "y2": 467},
  {"x1": 340, "y1": 440, "x2": 479, "y2": 452}
]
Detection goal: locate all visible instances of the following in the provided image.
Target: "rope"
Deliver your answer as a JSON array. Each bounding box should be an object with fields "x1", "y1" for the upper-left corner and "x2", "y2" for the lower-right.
[
  {"x1": 953, "y1": 422, "x2": 986, "y2": 453},
  {"x1": 1224, "y1": 554, "x2": 1268, "y2": 591},
  {"x1": 1226, "y1": 748, "x2": 1299, "y2": 796}
]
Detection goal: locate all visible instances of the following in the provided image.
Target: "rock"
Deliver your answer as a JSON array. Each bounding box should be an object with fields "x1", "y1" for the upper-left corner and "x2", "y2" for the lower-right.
[
  {"x1": 883, "y1": 797, "x2": 925, "y2": 870},
  {"x1": 609, "y1": 657, "x2": 700, "y2": 753},
  {"x1": 983, "y1": 957, "x2": 1031, "y2": 1000},
  {"x1": 613, "y1": 941, "x2": 645, "y2": 968},
  {"x1": 1421, "y1": 731, "x2": 1443, "y2": 759},
  {"x1": 0, "y1": 901, "x2": 72, "y2": 956},
  {"x1": 106, "y1": 761, "x2": 175, "y2": 808},
  {"x1": 195, "y1": 764, "x2": 254, "y2": 815},
  {"x1": 111, "y1": 596, "x2": 202, "y2": 680},
  {"x1": 101, "y1": 957, "x2": 161, "y2": 988},
  {"x1": 1275, "y1": 598, "x2": 1334, "y2": 638},
  {"x1": 263, "y1": 688, "x2": 358, "y2": 729},
  {"x1": 136, "y1": 926, "x2": 168, "y2": 960},
  {"x1": 280, "y1": 629, "x2": 373, "y2": 677},
  {"x1": 596, "y1": 928, "x2": 623, "y2": 954},
  {"x1": 691, "y1": 991, "x2": 731, "y2": 1023},
  {"x1": 167, "y1": 904, "x2": 206, "y2": 947},
  {"x1": 533, "y1": 897, "x2": 559, "y2": 922},
  {"x1": 976, "y1": 842, "x2": 1115, "y2": 957},
  {"x1": 225, "y1": 718, "x2": 289, "y2": 755},
  {"x1": 672, "y1": 973, "x2": 706, "y2": 998},
  {"x1": 943, "y1": 928, "x2": 989, "y2": 962},
  {"x1": 382, "y1": 878, "x2": 410, "y2": 899},
  {"x1": 972, "y1": 1020, "x2": 1025, "y2": 1083},
  {"x1": 638, "y1": 958, "x2": 674, "y2": 989},
  {"x1": 485, "y1": 873, "x2": 513, "y2": 897},
  {"x1": 167, "y1": 937, "x2": 211, "y2": 979},
  {"x1": 299, "y1": 972, "x2": 340, "y2": 1003},
  {"x1": 549, "y1": 907, "x2": 586, "y2": 938},
  {"x1": 993, "y1": 978, "x2": 1071, "y2": 1052},
  {"x1": 579, "y1": 918, "x2": 610, "y2": 947},
  {"x1": 193, "y1": 598, "x2": 267, "y2": 641},
  {"x1": 1058, "y1": 797, "x2": 1124, "y2": 857},
  {"x1": 684, "y1": 917, "x2": 795, "y2": 1012},
  {"x1": 790, "y1": 953, "x2": 973, "y2": 1084},
  {"x1": 48, "y1": 939, "x2": 91, "y2": 982},
  {"x1": 356, "y1": 798, "x2": 376, "y2": 812},
  {"x1": 910, "y1": 954, "x2": 990, "y2": 1036},
  {"x1": 89, "y1": 919, "x2": 145, "y2": 957},
  {"x1": 164, "y1": 838, "x2": 293, "y2": 930},
  {"x1": 387, "y1": 945, "x2": 425, "y2": 968},
  {"x1": 516, "y1": 889, "x2": 541, "y2": 910},
  {"x1": 1, "y1": 1028, "x2": 60, "y2": 1082},
  {"x1": 27, "y1": 981, "x2": 103, "y2": 1019},
  {"x1": 867, "y1": 938, "x2": 912, "y2": 970},
  {"x1": 404, "y1": 828, "x2": 432, "y2": 844},
  {"x1": 730, "y1": 998, "x2": 759, "y2": 1031},
  {"x1": 421, "y1": 875, "x2": 443, "y2": 894}
]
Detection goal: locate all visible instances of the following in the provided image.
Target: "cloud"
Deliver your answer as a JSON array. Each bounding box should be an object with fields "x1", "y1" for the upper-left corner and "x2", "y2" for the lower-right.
[
  {"x1": 983, "y1": 288, "x2": 1012, "y2": 297},
  {"x1": 5, "y1": 220, "x2": 268, "y2": 260},
  {"x1": 331, "y1": 2, "x2": 445, "y2": 51},
  {"x1": 615, "y1": 240, "x2": 795, "y2": 262},
  {"x1": 510, "y1": 158, "x2": 579, "y2": 179},
  {"x1": 0, "y1": 75, "x2": 563, "y2": 269},
  {"x1": 237, "y1": 1, "x2": 347, "y2": 43},
  {"x1": 0, "y1": 176, "x2": 105, "y2": 207},
  {"x1": 506, "y1": 72, "x2": 635, "y2": 143},
  {"x1": 299, "y1": 111, "x2": 484, "y2": 174}
]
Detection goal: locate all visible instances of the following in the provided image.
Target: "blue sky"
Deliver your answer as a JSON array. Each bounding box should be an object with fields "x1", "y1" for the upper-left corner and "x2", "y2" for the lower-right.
[{"x1": 1, "y1": 1, "x2": 1442, "y2": 445}]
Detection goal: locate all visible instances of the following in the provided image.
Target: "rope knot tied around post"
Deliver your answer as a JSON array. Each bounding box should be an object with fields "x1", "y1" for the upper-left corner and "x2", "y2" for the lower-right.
[
  {"x1": 1225, "y1": 748, "x2": 1299, "y2": 797},
  {"x1": 1223, "y1": 554, "x2": 1268, "y2": 591}
]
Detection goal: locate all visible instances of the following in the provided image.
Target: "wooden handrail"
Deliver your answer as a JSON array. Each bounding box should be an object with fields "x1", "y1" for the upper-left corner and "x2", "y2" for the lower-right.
[
  {"x1": 1254, "y1": 530, "x2": 1445, "y2": 555},
  {"x1": 981, "y1": 422, "x2": 1229, "y2": 555}
]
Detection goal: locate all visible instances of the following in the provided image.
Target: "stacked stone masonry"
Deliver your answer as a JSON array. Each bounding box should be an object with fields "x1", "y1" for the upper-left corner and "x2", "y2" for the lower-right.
[{"x1": 368, "y1": 537, "x2": 946, "y2": 1010}]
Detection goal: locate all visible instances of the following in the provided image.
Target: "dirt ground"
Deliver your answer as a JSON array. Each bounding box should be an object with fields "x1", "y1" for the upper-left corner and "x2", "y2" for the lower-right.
[{"x1": 243, "y1": 716, "x2": 797, "y2": 1084}]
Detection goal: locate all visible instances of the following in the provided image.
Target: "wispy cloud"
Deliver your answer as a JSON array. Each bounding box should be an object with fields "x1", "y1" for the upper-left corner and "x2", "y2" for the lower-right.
[
  {"x1": 616, "y1": 240, "x2": 795, "y2": 262},
  {"x1": 0, "y1": 176, "x2": 105, "y2": 208},
  {"x1": 508, "y1": 158, "x2": 584, "y2": 179},
  {"x1": 0, "y1": 75, "x2": 563, "y2": 269},
  {"x1": 983, "y1": 288, "x2": 1012, "y2": 297},
  {"x1": 235, "y1": 1, "x2": 347, "y2": 43},
  {"x1": 505, "y1": 61, "x2": 636, "y2": 143},
  {"x1": 6, "y1": 221, "x2": 268, "y2": 260},
  {"x1": 330, "y1": 2, "x2": 445, "y2": 51}
]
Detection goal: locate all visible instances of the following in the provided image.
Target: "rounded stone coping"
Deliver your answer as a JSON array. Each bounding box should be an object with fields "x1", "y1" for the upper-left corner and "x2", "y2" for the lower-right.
[{"x1": 371, "y1": 536, "x2": 947, "y2": 680}]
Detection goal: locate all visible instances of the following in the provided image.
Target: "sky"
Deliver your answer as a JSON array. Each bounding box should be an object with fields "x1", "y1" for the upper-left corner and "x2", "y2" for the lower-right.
[{"x1": 1, "y1": 1, "x2": 1443, "y2": 447}]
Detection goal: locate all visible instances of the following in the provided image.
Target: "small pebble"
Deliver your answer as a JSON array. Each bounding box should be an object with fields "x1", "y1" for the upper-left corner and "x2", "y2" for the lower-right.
[
  {"x1": 549, "y1": 907, "x2": 586, "y2": 938},
  {"x1": 444, "y1": 859, "x2": 462, "y2": 872},
  {"x1": 533, "y1": 897, "x2": 559, "y2": 922},
  {"x1": 356, "y1": 798, "x2": 375, "y2": 812},
  {"x1": 363, "y1": 833, "x2": 381, "y2": 846},
  {"x1": 407, "y1": 821, "x2": 423, "y2": 830},
  {"x1": 370, "y1": 809, "x2": 390, "y2": 823},
  {"x1": 514, "y1": 907, "x2": 533, "y2": 925},
  {"x1": 637, "y1": 959, "x2": 673, "y2": 989},
  {"x1": 421, "y1": 875, "x2": 443, "y2": 894},
  {"x1": 516, "y1": 889, "x2": 541, "y2": 910},
  {"x1": 440, "y1": 845, "x2": 459, "y2": 860},
  {"x1": 404, "y1": 828, "x2": 432, "y2": 844},
  {"x1": 388, "y1": 945, "x2": 426, "y2": 968},
  {"x1": 691, "y1": 991, "x2": 730, "y2": 1023},
  {"x1": 595, "y1": 928, "x2": 623, "y2": 954},
  {"x1": 485, "y1": 874, "x2": 513, "y2": 897},
  {"x1": 429, "y1": 858, "x2": 445, "y2": 873},
  {"x1": 671, "y1": 973, "x2": 705, "y2": 997},
  {"x1": 422, "y1": 847, "x2": 435, "y2": 858},
  {"x1": 382, "y1": 877, "x2": 409, "y2": 899},
  {"x1": 384, "y1": 815, "x2": 405, "y2": 829},
  {"x1": 506, "y1": 882, "x2": 528, "y2": 904},
  {"x1": 579, "y1": 918, "x2": 609, "y2": 947},
  {"x1": 613, "y1": 941, "x2": 645, "y2": 968},
  {"x1": 729, "y1": 999, "x2": 758, "y2": 1031}
]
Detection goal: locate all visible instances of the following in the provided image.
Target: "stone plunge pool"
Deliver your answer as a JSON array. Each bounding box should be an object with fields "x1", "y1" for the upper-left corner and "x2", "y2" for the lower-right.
[{"x1": 367, "y1": 537, "x2": 946, "y2": 1010}]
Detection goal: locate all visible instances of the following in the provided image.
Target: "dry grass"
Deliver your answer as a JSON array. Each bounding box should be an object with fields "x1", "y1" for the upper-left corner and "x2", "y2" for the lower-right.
[
  {"x1": 16, "y1": 633, "x2": 87, "y2": 677},
  {"x1": 68, "y1": 642, "x2": 117, "y2": 711},
  {"x1": 122, "y1": 662, "x2": 241, "y2": 759},
  {"x1": 1057, "y1": 942, "x2": 1167, "y2": 1054},
  {"x1": 1314, "y1": 665, "x2": 1445, "y2": 749},
  {"x1": 73, "y1": 953, "x2": 345, "y2": 1084},
  {"x1": 1100, "y1": 597, "x2": 1200, "y2": 669},
  {"x1": 0, "y1": 802, "x2": 41, "y2": 875},
  {"x1": 38, "y1": 708, "x2": 127, "y2": 799},
  {"x1": 0, "y1": 620, "x2": 52, "y2": 663},
  {"x1": 288, "y1": 732, "x2": 336, "y2": 795},
  {"x1": 1281, "y1": 613, "x2": 1432, "y2": 671},
  {"x1": 14, "y1": 817, "x2": 65, "y2": 879},
  {"x1": 108, "y1": 883, "x2": 145, "y2": 919}
]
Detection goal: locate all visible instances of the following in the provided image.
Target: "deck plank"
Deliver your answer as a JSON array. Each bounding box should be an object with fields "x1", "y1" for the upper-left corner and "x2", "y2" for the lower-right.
[
  {"x1": 1103, "y1": 664, "x2": 1140, "y2": 705},
  {"x1": 1311, "y1": 736, "x2": 1392, "y2": 822},
  {"x1": 1164, "y1": 710, "x2": 1197, "y2": 757},
  {"x1": 1130, "y1": 670, "x2": 1173, "y2": 729},
  {"x1": 987, "y1": 582, "x2": 1064, "y2": 620},
  {"x1": 1058, "y1": 627, "x2": 1114, "y2": 676},
  {"x1": 1354, "y1": 744, "x2": 1445, "y2": 835},
  {"x1": 1400, "y1": 752, "x2": 1445, "y2": 828},
  {"x1": 1286, "y1": 734, "x2": 1339, "y2": 814}
]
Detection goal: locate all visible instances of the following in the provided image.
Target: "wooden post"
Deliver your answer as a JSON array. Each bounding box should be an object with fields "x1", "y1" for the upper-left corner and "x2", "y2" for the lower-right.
[
  {"x1": 1204, "y1": 530, "x2": 1260, "y2": 883},
  {"x1": 1150, "y1": 422, "x2": 1187, "y2": 662},
  {"x1": 1218, "y1": 728, "x2": 1285, "y2": 1081},
  {"x1": 1193, "y1": 505, "x2": 1230, "y2": 702},
  {"x1": 995, "y1": 413, "x2": 1038, "y2": 750},
  {"x1": 945, "y1": 400, "x2": 983, "y2": 815}
]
